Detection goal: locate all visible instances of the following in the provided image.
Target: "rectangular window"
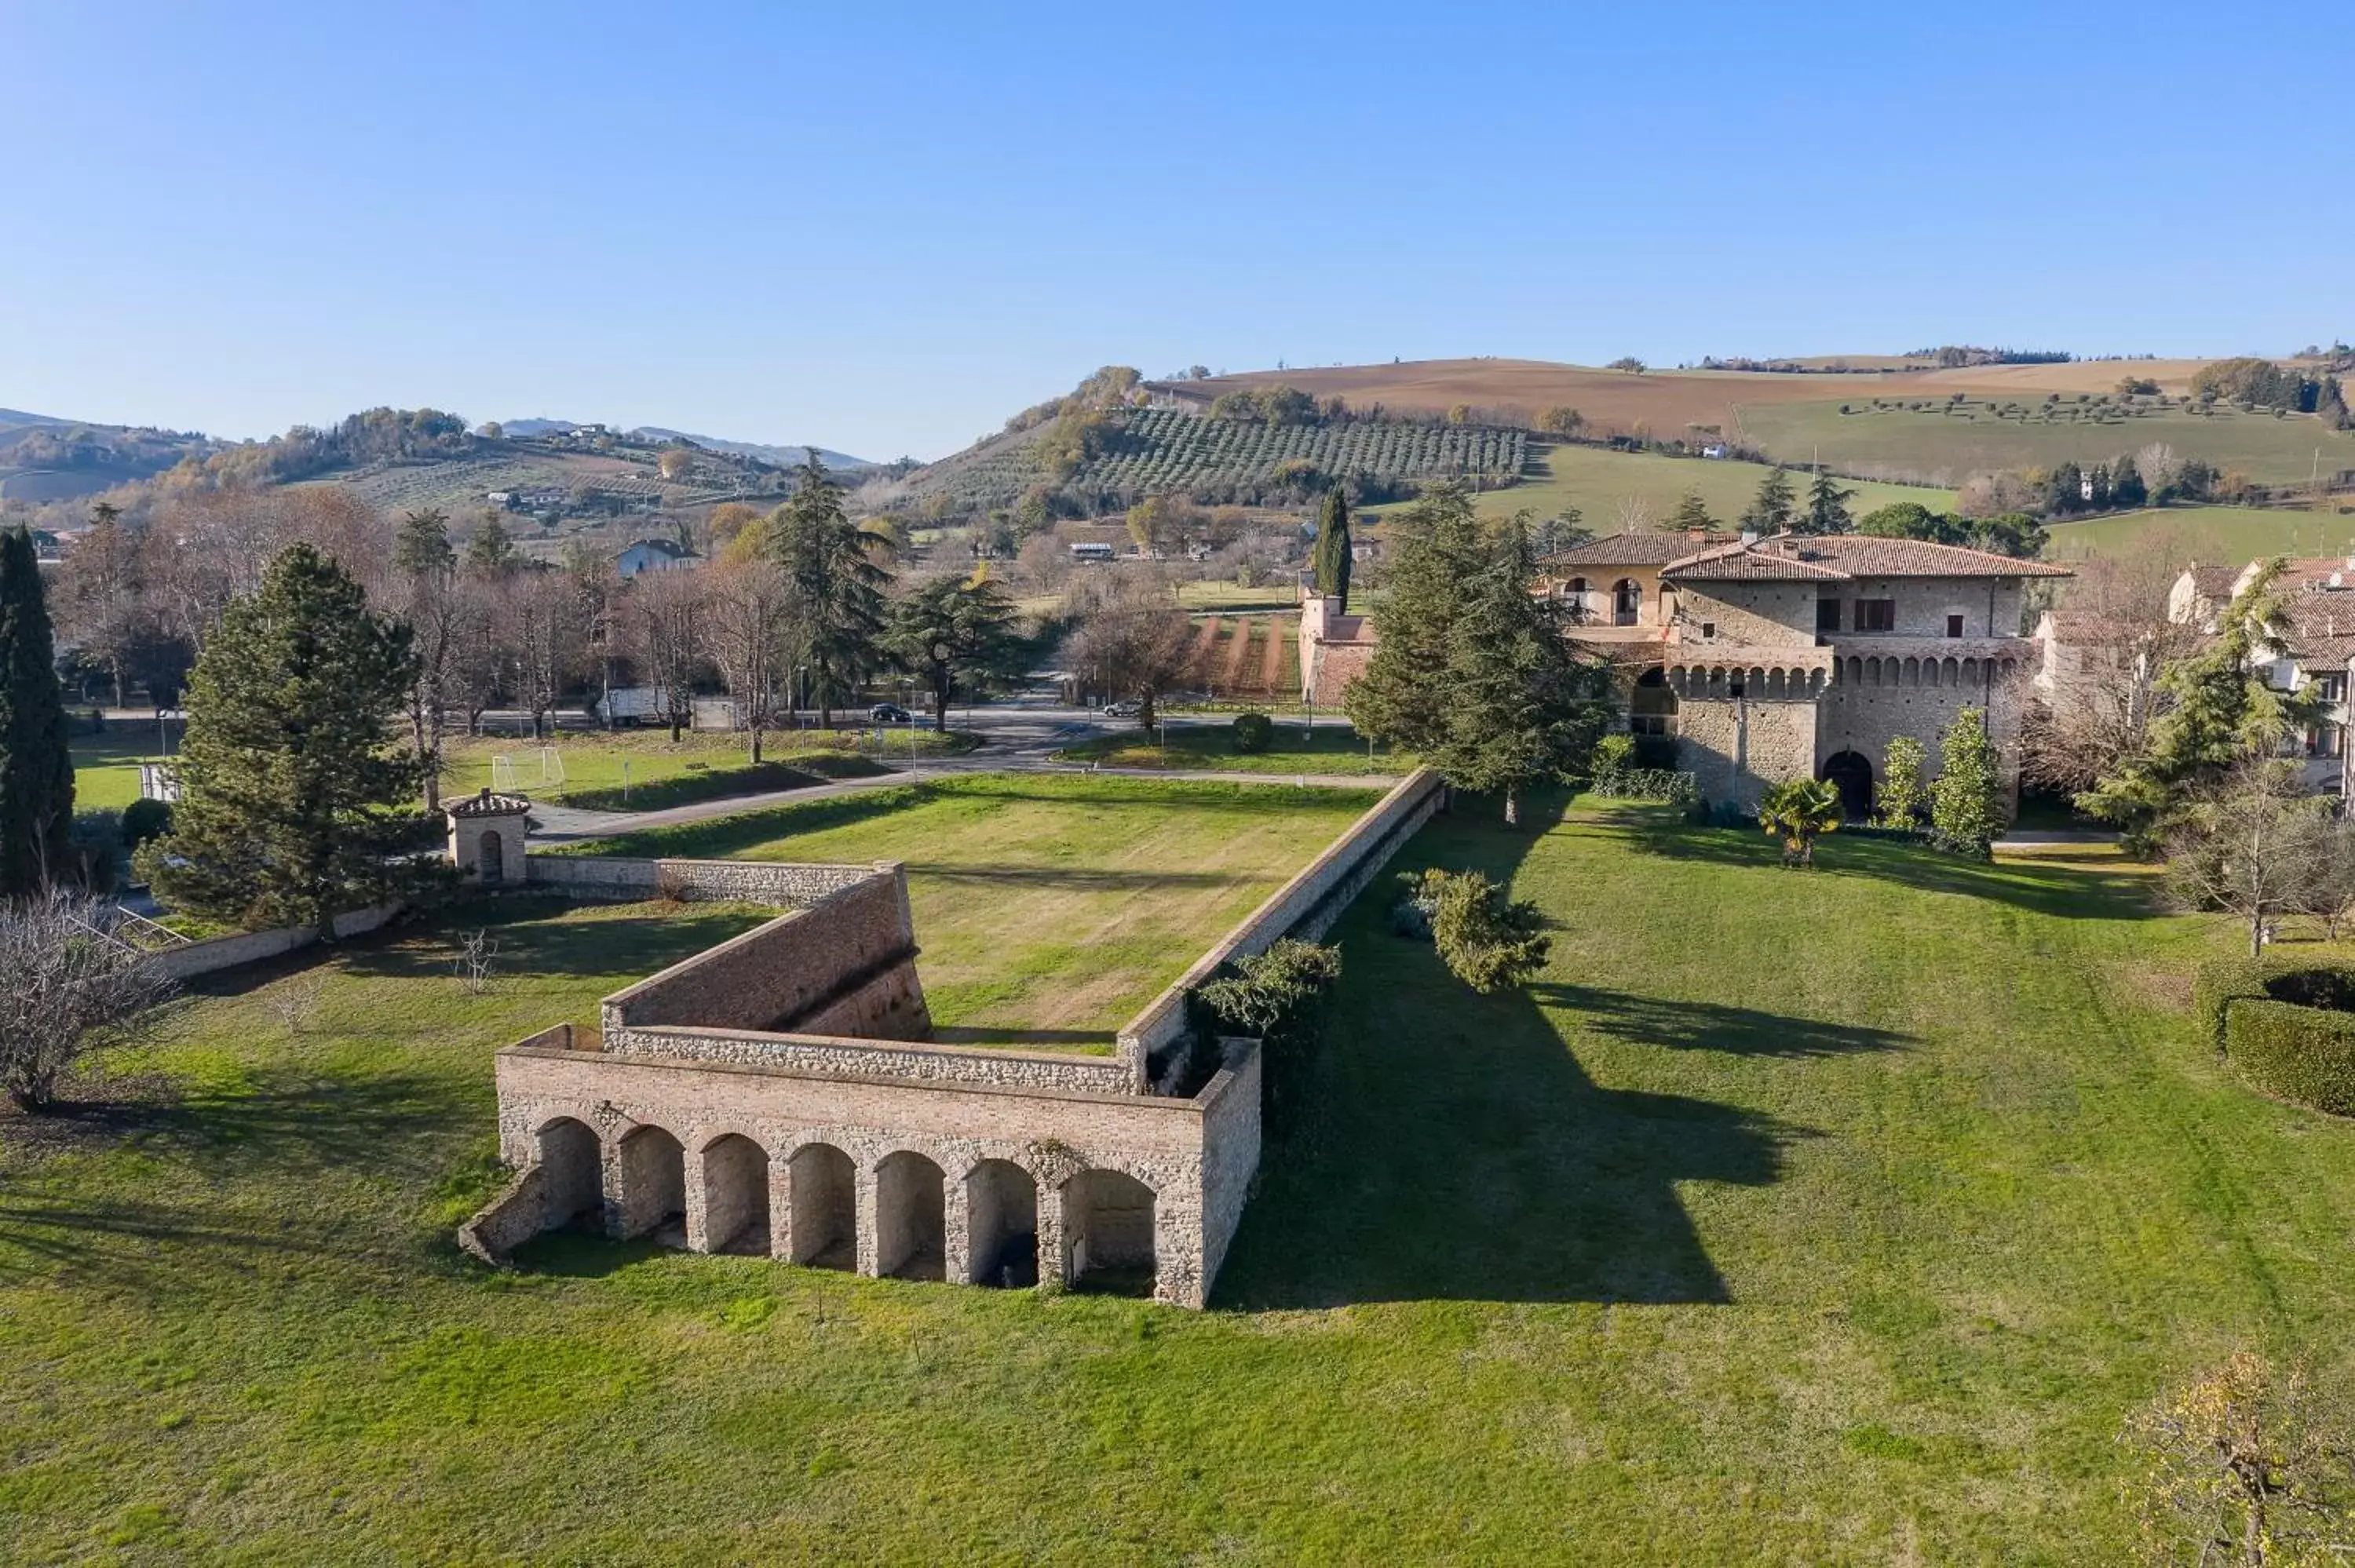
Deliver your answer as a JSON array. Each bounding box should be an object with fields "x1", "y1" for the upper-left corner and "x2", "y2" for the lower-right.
[
  {"x1": 1816, "y1": 598, "x2": 1841, "y2": 633},
  {"x1": 1946, "y1": 614, "x2": 1966, "y2": 638},
  {"x1": 2318, "y1": 674, "x2": 2348, "y2": 704},
  {"x1": 1700, "y1": 622, "x2": 1717, "y2": 640},
  {"x1": 1857, "y1": 599, "x2": 1897, "y2": 632}
]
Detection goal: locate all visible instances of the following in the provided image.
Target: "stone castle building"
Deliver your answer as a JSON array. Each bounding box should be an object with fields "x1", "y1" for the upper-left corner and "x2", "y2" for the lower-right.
[{"x1": 1305, "y1": 530, "x2": 2068, "y2": 814}]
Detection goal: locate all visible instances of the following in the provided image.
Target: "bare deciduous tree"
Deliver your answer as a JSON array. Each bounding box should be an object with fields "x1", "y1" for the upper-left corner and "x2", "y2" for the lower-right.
[
  {"x1": 624, "y1": 568, "x2": 706, "y2": 742},
  {"x1": 2162, "y1": 761, "x2": 2334, "y2": 958},
  {"x1": 451, "y1": 929, "x2": 499, "y2": 995},
  {"x1": 2123, "y1": 1351, "x2": 2353, "y2": 1566},
  {"x1": 0, "y1": 892, "x2": 178, "y2": 1111},
  {"x1": 2021, "y1": 531, "x2": 2211, "y2": 793},
  {"x1": 705, "y1": 559, "x2": 794, "y2": 763},
  {"x1": 1063, "y1": 574, "x2": 1196, "y2": 727}
]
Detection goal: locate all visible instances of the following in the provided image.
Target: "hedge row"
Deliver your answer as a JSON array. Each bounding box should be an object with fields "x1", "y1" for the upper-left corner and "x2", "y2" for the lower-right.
[
  {"x1": 2223, "y1": 998, "x2": 2355, "y2": 1116},
  {"x1": 2194, "y1": 955, "x2": 2355, "y2": 1114},
  {"x1": 1590, "y1": 768, "x2": 1701, "y2": 808}
]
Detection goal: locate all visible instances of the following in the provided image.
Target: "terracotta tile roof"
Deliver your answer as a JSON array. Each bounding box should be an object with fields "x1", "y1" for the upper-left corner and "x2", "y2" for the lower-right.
[
  {"x1": 1661, "y1": 539, "x2": 1849, "y2": 582},
  {"x1": 447, "y1": 789, "x2": 533, "y2": 819},
  {"x1": 1784, "y1": 534, "x2": 2072, "y2": 578},
  {"x1": 1540, "y1": 530, "x2": 1733, "y2": 567}
]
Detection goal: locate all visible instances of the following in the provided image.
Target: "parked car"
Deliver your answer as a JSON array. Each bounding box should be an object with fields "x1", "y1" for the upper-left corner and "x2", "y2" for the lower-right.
[
  {"x1": 1101, "y1": 700, "x2": 1139, "y2": 717},
  {"x1": 870, "y1": 702, "x2": 911, "y2": 723}
]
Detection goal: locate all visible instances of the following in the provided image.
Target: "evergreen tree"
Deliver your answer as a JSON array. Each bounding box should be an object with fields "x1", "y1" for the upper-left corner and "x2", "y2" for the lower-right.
[
  {"x1": 882, "y1": 573, "x2": 1020, "y2": 731},
  {"x1": 466, "y1": 513, "x2": 515, "y2": 573},
  {"x1": 2319, "y1": 376, "x2": 2351, "y2": 432},
  {"x1": 2110, "y1": 455, "x2": 2148, "y2": 509},
  {"x1": 1928, "y1": 709, "x2": 2003, "y2": 856},
  {"x1": 136, "y1": 545, "x2": 427, "y2": 939},
  {"x1": 2077, "y1": 560, "x2": 2322, "y2": 852},
  {"x1": 1795, "y1": 470, "x2": 1856, "y2": 535},
  {"x1": 0, "y1": 527, "x2": 74, "y2": 895},
  {"x1": 1740, "y1": 466, "x2": 1797, "y2": 533},
  {"x1": 768, "y1": 457, "x2": 890, "y2": 727},
  {"x1": 1310, "y1": 488, "x2": 1353, "y2": 611},
  {"x1": 393, "y1": 508, "x2": 455, "y2": 576},
  {"x1": 1874, "y1": 734, "x2": 1929, "y2": 827},
  {"x1": 2045, "y1": 461, "x2": 2085, "y2": 516},
  {"x1": 1667, "y1": 490, "x2": 1717, "y2": 532},
  {"x1": 1345, "y1": 484, "x2": 1487, "y2": 756}
]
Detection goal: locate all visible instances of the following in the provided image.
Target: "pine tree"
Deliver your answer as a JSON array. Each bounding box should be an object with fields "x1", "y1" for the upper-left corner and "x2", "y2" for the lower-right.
[
  {"x1": 1311, "y1": 489, "x2": 1353, "y2": 611},
  {"x1": 136, "y1": 545, "x2": 427, "y2": 938},
  {"x1": 2045, "y1": 461, "x2": 2085, "y2": 516},
  {"x1": 1740, "y1": 467, "x2": 1796, "y2": 533},
  {"x1": 2078, "y1": 561, "x2": 2322, "y2": 852},
  {"x1": 1929, "y1": 707, "x2": 2004, "y2": 857},
  {"x1": 2110, "y1": 455, "x2": 2148, "y2": 509},
  {"x1": 769, "y1": 457, "x2": 890, "y2": 727},
  {"x1": 1430, "y1": 516, "x2": 1608, "y2": 824},
  {"x1": 394, "y1": 509, "x2": 455, "y2": 576},
  {"x1": 1667, "y1": 490, "x2": 1717, "y2": 532},
  {"x1": 1344, "y1": 484, "x2": 1486, "y2": 756},
  {"x1": 1795, "y1": 470, "x2": 1855, "y2": 535},
  {"x1": 466, "y1": 513, "x2": 515, "y2": 573},
  {"x1": 0, "y1": 527, "x2": 74, "y2": 894}
]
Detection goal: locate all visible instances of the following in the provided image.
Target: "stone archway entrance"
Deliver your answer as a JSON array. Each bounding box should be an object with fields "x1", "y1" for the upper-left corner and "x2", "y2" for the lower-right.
[
  {"x1": 478, "y1": 830, "x2": 505, "y2": 884},
  {"x1": 875, "y1": 1150, "x2": 947, "y2": 1282},
  {"x1": 537, "y1": 1117, "x2": 602, "y2": 1233},
  {"x1": 699, "y1": 1135, "x2": 770, "y2": 1256},
  {"x1": 787, "y1": 1143, "x2": 857, "y2": 1270},
  {"x1": 615, "y1": 1125, "x2": 687, "y2": 1243},
  {"x1": 966, "y1": 1160, "x2": 1039, "y2": 1288},
  {"x1": 1821, "y1": 749, "x2": 1875, "y2": 819},
  {"x1": 1611, "y1": 578, "x2": 1642, "y2": 626},
  {"x1": 1062, "y1": 1169, "x2": 1156, "y2": 1296}
]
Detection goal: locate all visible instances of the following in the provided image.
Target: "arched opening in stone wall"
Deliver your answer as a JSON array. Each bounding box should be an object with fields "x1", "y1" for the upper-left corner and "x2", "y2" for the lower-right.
[
  {"x1": 876, "y1": 1150, "x2": 947, "y2": 1281},
  {"x1": 1062, "y1": 1169, "x2": 1157, "y2": 1297},
  {"x1": 699, "y1": 1134, "x2": 770, "y2": 1256},
  {"x1": 1820, "y1": 749, "x2": 1875, "y2": 820},
  {"x1": 965, "y1": 1159, "x2": 1039, "y2": 1288},
  {"x1": 478, "y1": 829, "x2": 505, "y2": 884},
  {"x1": 615, "y1": 1125, "x2": 687, "y2": 1244},
  {"x1": 536, "y1": 1117, "x2": 602, "y2": 1233},
  {"x1": 787, "y1": 1143, "x2": 857, "y2": 1270},
  {"x1": 1630, "y1": 667, "x2": 1678, "y2": 740},
  {"x1": 1610, "y1": 578, "x2": 1642, "y2": 626}
]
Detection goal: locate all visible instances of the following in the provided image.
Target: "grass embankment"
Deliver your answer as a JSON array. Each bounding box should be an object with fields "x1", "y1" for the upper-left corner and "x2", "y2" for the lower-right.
[
  {"x1": 1051, "y1": 720, "x2": 1404, "y2": 776},
  {"x1": 2049, "y1": 502, "x2": 2355, "y2": 563},
  {"x1": 564, "y1": 773, "x2": 1378, "y2": 1045},
  {"x1": 5, "y1": 800, "x2": 2353, "y2": 1559}
]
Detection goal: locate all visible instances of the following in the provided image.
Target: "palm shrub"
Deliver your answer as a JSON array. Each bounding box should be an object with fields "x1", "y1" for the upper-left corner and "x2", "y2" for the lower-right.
[{"x1": 1758, "y1": 777, "x2": 1841, "y2": 868}]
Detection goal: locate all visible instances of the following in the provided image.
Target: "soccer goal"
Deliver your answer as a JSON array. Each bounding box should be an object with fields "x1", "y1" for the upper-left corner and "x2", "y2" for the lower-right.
[{"x1": 490, "y1": 747, "x2": 566, "y2": 792}]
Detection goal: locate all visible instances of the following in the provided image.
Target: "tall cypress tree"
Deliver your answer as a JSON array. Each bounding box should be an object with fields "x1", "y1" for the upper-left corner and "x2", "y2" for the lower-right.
[
  {"x1": 136, "y1": 545, "x2": 425, "y2": 938},
  {"x1": 1311, "y1": 488, "x2": 1353, "y2": 611},
  {"x1": 0, "y1": 526, "x2": 74, "y2": 893}
]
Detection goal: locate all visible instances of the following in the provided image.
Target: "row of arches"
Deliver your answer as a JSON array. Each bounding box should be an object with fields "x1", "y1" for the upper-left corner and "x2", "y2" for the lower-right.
[
  {"x1": 532, "y1": 1117, "x2": 1158, "y2": 1295},
  {"x1": 1557, "y1": 576, "x2": 1650, "y2": 628},
  {"x1": 1660, "y1": 664, "x2": 1830, "y2": 700},
  {"x1": 1835, "y1": 654, "x2": 2019, "y2": 689}
]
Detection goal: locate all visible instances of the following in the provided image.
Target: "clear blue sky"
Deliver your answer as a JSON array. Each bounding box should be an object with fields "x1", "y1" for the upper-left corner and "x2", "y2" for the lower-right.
[{"x1": 4, "y1": 2, "x2": 2346, "y2": 461}]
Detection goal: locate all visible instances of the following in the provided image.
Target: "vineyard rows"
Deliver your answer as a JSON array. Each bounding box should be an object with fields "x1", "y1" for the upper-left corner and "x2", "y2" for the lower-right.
[{"x1": 1091, "y1": 409, "x2": 1525, "y2": 492}]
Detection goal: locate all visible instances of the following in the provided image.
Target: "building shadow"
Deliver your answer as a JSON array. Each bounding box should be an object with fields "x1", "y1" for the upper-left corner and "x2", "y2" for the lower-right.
[
  {"x1": 1217, "y1": 790, "x2": 1812, "y2": 1310},
  {"x1": 1528, "y1": 984, "x2": 1911, "y2": 1059}
]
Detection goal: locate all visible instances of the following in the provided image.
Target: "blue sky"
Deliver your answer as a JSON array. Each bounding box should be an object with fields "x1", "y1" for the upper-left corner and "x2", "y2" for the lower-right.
[{"x1": 4, "y1": 2, "x2": 2346, "y2": 461}]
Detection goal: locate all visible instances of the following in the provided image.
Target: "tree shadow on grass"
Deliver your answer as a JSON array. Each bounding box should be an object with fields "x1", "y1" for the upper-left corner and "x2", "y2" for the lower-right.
[
  {"x1": 329, "y1": 904, "x2": 771, "y2": 984},
  {"x1": 1584, "y1": 808, "x2": 2156, "y2": 921},
  {"x1": 0, "y1": 1198, "x2": 356, "y2": 1285},
  {"x1": 1218, "y1": 789, "x2": 1820, "y2": 1309},
  {"x1": 1530, "y1": 984, "x2": 1913, "y2": 1059}
]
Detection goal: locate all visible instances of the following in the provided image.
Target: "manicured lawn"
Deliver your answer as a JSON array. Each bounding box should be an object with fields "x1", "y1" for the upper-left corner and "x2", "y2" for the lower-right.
[
  {"x1": 2049, "y1": 502, "x2": 2355, "y2": 563},
  {"x1": 439, "y1": 728, "x2": 960, "y2": 808},
  {"x1": 67, "y1": 720, "x2": 181, "y2": 811},
  {"x1": 5, "y1": 798, "x2": 2353, "y2": 1560},
  {"x1": 1051, "y1": 720, "x2": 1406, "y2": 776},
  {"x1": 1174, "y1": 578, "x2": 1300, "y2": 612},
  {"x1": 568, "y1": 773, "x2": 1381, "y2": 1046}
]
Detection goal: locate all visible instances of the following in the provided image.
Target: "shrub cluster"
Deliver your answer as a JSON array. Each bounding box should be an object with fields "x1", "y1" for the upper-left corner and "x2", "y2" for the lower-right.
[
  {"x1": 1590, "y1": 767, "x2": 1700, "y2": 808},
  {"x1": 1231, "y1": 712, "x2": 1273, "y2": 754},
  {"x1": 2195, "y1": 956, "x2": 2355, "y2": 1114},
  {"x1": 1184, "y1": 939, "x2": 1342, "y2": 1136}
]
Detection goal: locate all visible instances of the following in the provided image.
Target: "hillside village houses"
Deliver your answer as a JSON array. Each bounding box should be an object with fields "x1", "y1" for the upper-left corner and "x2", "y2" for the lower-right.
[
  {"x1": 1303, "y1": 528, "x2": 2069, "y2": 814},
  {"x1": 2155, "y1": 554, "x2": 2355, "y2": 794},
  {"x1": 613, "y1": 537, "x2": 699, "y2": 578}
]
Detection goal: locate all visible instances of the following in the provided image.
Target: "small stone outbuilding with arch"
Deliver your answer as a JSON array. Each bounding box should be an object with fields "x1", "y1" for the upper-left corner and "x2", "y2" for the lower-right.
[{"x1": 446, "y1": 789, "x2": 532, "y2": 886}]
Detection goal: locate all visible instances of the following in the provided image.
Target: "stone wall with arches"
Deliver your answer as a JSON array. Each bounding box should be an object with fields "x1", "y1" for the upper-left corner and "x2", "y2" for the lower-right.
[{"x1": 465, "y1": 1031, "x2": 1263, "y2": 1308}]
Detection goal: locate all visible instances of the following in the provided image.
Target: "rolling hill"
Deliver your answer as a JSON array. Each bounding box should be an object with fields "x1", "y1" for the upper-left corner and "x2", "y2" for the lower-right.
[{"x1": 501, "y1": 418, "x2": 872, "y2": 471}]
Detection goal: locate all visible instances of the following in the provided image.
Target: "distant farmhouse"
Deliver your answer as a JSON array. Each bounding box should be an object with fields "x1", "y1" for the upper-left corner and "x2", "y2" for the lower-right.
[
  {"x1": 1305, "y1": 529, "x2": 2068, "y2": 813},
  {"x1": 614, "y1": 538, "x2": 699, "y2": 578}
]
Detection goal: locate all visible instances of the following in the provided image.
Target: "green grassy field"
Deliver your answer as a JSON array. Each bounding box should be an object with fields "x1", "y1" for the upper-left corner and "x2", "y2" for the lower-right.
[
  {"x1": 1741, "y1": 398, "x2": 2355, "y2": 488},
  {"x1": 568, "y1": 775, "x2": 1379, "y2": 1045},
  {"x1": 1052, "y1": 720, "x2": 1406, "y2": 776},
  {"x1": 5, "y1": 797, "x2": 2351, "y2": 1560},
  {"x1": 2048, "y1": 502, "x2": 2355, "y2": 563},
  {"x1": 438, "y1": 728, "x2": 963, "y2": 805},
  {"x1": 1386, "y1": 440, "x2": 1955, "y2": 530},
  {"x1": 66, "y1": 722, "x2": 179, "y2": 811}
]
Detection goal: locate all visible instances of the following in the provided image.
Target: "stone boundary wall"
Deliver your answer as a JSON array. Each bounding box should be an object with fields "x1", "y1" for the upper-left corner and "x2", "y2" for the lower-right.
[
  {"x1": 139, "y1": 903, "x2": 405, "y2": 983},
  {"x1": 601, "y1": 868, "x2": 928, "y2": 1040},
  {"x1": 480, "y1": 1036, "x2": 1265, "y2": 1307},
  {"x1": 524, "y1": 855, "x2": 875, "y2": 908},
  {"x1": 599, "y1": 1024, "x2": 1130, "y2": 1092},
  {"x1": 1116, "y1": 768, "x2": 1447, "y2": 1088}
]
